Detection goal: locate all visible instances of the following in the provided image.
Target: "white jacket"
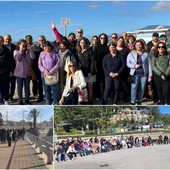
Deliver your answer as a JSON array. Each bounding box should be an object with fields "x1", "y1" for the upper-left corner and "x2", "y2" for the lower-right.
[{"x1": 62, "y1": 70, "x2": 86, "y2": 97}]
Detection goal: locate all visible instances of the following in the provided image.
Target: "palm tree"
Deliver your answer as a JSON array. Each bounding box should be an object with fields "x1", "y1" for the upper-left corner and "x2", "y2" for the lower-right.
[{"x1": 27, "y1": 109, "x2": 40, "y2": 129}]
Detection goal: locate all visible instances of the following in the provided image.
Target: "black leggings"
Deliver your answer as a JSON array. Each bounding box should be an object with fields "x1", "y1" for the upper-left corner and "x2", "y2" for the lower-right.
[
  {"x1": 63, "y1": 90, "x2": 78, "y2": 105},
  {"x1": 154, "y1": 74, "x2": 170, "y2": 104}
]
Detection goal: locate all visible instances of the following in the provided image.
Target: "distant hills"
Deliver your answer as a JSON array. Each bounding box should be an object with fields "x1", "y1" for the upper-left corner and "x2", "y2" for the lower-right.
[{"x1": 140, "y1": 25, "x2": 170, "y2": 30}]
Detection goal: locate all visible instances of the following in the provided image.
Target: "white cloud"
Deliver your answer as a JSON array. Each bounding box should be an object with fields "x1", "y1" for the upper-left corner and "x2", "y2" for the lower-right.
[
  {"x1": 89, "y1": 2, "x2": 99, "y2": 9},
  {"x1": 151, "y1": 1, "x2": 170, "y2": 12}
]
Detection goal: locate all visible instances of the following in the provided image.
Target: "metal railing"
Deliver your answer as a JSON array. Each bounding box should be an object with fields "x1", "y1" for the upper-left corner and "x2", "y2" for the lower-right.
[{"x1": 25, "y1": 131, "x2": 53, "y2": 164}]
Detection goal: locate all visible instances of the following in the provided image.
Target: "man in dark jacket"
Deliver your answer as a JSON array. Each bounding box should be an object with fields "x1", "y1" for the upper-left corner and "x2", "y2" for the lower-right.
[
  {"x1": 4, "y1": 34, "x2": 16, "y2": 102},
  {"x1": 0, "y1": 36, "x2": 13, "y2": 105}
]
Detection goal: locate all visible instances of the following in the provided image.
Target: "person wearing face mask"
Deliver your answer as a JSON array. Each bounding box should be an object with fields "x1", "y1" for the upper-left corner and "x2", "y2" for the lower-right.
[
  {"x1": 0, "y1": 36, "x2": 13, "y2": 105},
  {"x1": 14, "y1": 39, "x2": 35, "y2": 105}
]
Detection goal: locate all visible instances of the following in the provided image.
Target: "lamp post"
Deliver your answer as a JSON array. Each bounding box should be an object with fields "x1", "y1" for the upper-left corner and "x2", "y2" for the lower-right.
[
  {"x1": 6, "y1": 111, "x2": 8, "y2": 126},
  {"x1": 23, "y1": 110, "x2": 27, "y2": 128}
]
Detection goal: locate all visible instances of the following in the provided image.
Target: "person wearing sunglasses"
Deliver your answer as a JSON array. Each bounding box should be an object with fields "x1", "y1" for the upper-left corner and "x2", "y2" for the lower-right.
[
  {"x1": 76, "y1": 28, "x2": 84, "y2": 40},
  {"x1": 110, "y1": 33, "x2": 118, "y2": 44},
  {"x1": 59, "y1": 61, "x2": 86, "y2": 105},
  {"x1": 94, "y1": 33, "x2": 109, "y2": 101},
  {"x1": 151, "y1": 42, "x2": 170, "y2": 105}
]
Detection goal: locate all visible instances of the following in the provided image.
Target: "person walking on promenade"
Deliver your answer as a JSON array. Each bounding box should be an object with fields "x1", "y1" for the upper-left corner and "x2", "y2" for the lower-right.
[
  {"x1": 151, "y1": 41, "x2": 170, "y2": 105},
  {"x1": 38, "y1": 41, "x2": 60, "y2": 105},
  {"x1": 14, "y1": 39, "x2": 35, "y2": 105},
  {"x1": 127, "y1": 39, "x2": 152, "y2": 105},
  {"x1": 102, "y1": 42, "x2": 125, "y2": 105},
  {"x1": 7, "y1": 129, "x2": 12, "y2": 147},
  {"x1": 4, "y1": 34, "x2": 16, "y2": 103}
]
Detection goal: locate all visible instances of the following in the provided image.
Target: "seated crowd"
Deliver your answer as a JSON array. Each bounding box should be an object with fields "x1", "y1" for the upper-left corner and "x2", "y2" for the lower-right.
[
  {"x1": 1, "y1": 22, "x2": 170, "y2": 105},
  {"x1": 55, "y1": 134, "x2": 170, "y2": 162}
]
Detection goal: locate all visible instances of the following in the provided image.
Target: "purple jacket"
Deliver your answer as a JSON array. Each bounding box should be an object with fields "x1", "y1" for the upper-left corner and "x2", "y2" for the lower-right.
[
  {"x1": 14, "y1": 49, "x2": 35, "y2": 78},
  {"x1": 38, "y1": 50, "x2": 60, "y2": 78}
]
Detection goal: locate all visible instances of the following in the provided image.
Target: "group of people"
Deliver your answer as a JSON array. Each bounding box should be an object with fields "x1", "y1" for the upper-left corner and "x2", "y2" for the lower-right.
[
  {"x1": 55, "y1": 134, "x2": 170, "y2": 162},
  {"x1": 0, "y1": 127, "x2": 25, "y2": 147},
  {"x1": 1, "y1": 22, "x2": 170, "y2": 105}
]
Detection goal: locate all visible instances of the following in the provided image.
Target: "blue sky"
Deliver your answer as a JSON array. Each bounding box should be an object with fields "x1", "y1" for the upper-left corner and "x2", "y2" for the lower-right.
[
  {"x1": 0, "y1": 105, "x2": 53, "y2": 123},
  {"x1": 0, "y1": 1, "x2": 170, "y2": 42},
  {"x1": 159, "y1": 106, "x2": 170, "y2": 115}
]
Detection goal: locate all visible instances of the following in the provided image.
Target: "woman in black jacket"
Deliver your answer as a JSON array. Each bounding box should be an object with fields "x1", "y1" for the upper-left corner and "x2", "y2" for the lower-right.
[
  {"x1": 102, "y1": 42, "x2": 125, "y2": 105},
  {"x1": 77, "y1": 37, "x2": 96, "y2": 104}
]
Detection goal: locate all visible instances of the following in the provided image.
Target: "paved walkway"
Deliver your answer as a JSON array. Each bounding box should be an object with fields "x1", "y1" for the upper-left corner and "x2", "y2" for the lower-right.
[
  {"x1": 55, "y1": 144, "x2": 170, "y2": 169},
  {"x1": 0, "y1": 139, "x2": 48, "y2": 169}
]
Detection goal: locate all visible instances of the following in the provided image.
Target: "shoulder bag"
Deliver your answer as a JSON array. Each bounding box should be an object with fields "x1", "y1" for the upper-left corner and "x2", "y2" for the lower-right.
[{"x1": 44, "y1": 71, "x2": 59, "y2": 85}]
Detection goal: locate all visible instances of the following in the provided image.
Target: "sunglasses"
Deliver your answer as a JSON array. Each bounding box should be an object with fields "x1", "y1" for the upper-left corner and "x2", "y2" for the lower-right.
[
  {"x1": 100, "y1": 37, "x2": 106, "y2": 39},
  {"x1": 112, "y1": 37, "x2": 117, "y2": 39},
  {"x1": 158, "y1": 46, "x2": 165, "y2": 49},
  {"x1": 69, "y1": 65, "x2": 75, "y2": 67},
  {"x1": 77, "y1": 31, "x2": 82, "y2": 33}
]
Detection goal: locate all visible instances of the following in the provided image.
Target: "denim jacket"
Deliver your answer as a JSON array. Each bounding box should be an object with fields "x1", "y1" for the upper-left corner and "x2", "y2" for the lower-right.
[{"x1": 126, "y1": 50, "x2": 152, "y2": 77}]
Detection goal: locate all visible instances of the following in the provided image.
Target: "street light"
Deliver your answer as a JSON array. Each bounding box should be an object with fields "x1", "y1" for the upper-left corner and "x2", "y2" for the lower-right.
[{"x1": 23, "y1": 110, "x2": 27, "y2": 128}]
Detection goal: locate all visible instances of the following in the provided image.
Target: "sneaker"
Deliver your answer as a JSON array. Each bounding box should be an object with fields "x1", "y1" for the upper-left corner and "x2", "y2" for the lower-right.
[
  {"x1": 4, "y1": 101, "x2": 9, "y2": 105},
  {"x1": 95, "y1": 98, "x2": 100, "y2": 101},
  {"x1": 131, "y1": 102, "x2": 136, "y2": 105}
]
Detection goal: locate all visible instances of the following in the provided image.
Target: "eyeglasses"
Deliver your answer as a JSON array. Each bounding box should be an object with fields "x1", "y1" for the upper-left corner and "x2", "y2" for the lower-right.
[
  {"x1": 158, "y1": 46, "x2": 165, "y2": 49},
  {"x1": 69, "y1": 65, "x2": 75, "y2": 68}
]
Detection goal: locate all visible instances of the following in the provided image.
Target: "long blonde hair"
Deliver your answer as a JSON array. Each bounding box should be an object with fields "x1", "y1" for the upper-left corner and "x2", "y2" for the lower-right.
[{"x1": 66, "y1": 61, "x2": 78, "y2": 80}]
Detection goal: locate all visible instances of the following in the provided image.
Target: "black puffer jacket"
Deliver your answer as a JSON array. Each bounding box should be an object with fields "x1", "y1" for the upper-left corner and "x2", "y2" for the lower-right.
[{"x1": 0, "y1": 45, "x2": 12, "y2": 74}]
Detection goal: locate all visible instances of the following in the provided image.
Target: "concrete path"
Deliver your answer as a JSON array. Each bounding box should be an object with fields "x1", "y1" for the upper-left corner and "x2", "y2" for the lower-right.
[
  {"x1": 0, "y1": 139, "x2": 48, "y2": 169},
  {"x1": 55, "y1": 144, "x2": 170, "y2": 169}
]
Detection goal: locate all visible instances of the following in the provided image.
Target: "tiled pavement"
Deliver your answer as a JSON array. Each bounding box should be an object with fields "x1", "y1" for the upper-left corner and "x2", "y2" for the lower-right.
[{"x1": 0, "y1": 139, "x2": 49, "y2": 169}]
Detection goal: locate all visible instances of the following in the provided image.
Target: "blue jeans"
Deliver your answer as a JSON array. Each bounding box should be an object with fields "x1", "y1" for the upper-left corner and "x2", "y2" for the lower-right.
[
  {"x1": 42, "y1": 78, "x2": 59, "y2": 105},
  {"x1": 16, "y1": 76, "x2": 30, "y2": 102},
  {"x1": 57, "y1": 154, "x2": 66, "y2": 162},
  {"x1": 131, "y1": 75, "x2": 147, "y2": 103}
]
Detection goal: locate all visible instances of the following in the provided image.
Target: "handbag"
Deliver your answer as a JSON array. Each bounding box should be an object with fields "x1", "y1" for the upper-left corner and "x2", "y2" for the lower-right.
[
  {"x1": 128, "y1": 75, "x2": 135, "y2": 83},
  {"x1": 29, "y1": 67, "x2": 37, "y2": 81},
  {"x1": 78, "y1": 88, "x2": 88, "y2": 103},
  {"x1": 44, "y1": 71, "x2": 59, "y2": 85}
]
